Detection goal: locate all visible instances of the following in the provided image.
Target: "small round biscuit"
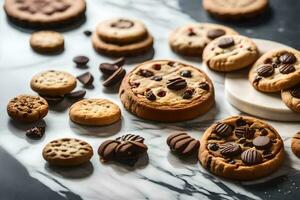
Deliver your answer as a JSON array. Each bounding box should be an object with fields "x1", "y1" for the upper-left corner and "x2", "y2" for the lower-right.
[
  {"x1": 96, "y1": 18, "x2": 148, "y2": 45},
  {"x1": 30, "y1": 31, "x2": 64, "y2": 54},
  {"x1": 203, "y1": 0, "x2": 268, "y2": 20},
  {"x1": 203, "y1": 35, "x2": 259, "y2": 72},
  {"x1": 169, "y1": 23, "x2": 238, "y2": 57},
  {"x1": 43, "y1": 138, "x2": 93, "y2": 166},
  {"x1": 291, "y1": 132, "x2": 300, "y2": 158},
  {"x1": 69, "y1": 99, "x2": 121, "y2": 126},
  {"x1": 249, "y1": 48, "x2": 300, "y2": 92},
  {"x1": 7, "y1": 95, "x2": 48, "y2": 122},
  {"x1": 30, "y1": 70, "x2": 77, "y2": 96},
  {"x1": 92, "y1": 32, "x2": 153, "y2": 57},
  {"x1": 281, "y1": 84, "x2": 300, "y2": 112}
]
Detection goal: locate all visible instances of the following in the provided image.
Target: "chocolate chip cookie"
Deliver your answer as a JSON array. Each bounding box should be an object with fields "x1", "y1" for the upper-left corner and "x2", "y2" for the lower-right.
[
  {"x1": 30, "y1": 31, "x2": 64, "y2": 54},
  {"x1": 203, "y1": 35, "x2": 259, "y2": 72},
  {"x1": 169, "y1": 23, "x2": 238, "y2": 57},
  {"x1": 119, "y1": 60, "x2": 215, "y2": 122},
  {"x1": 203, "y1": 0, "x2": 269, "y2": 20},
  {"x1": 7, "y1": 95, "x2": 48, "y2": 122},
  {"x1": 4, "y1": 0, "x2": 86, "y2": 28},
  {"x1": 249, "y1": 48, "x2": 300, "y2": 92},
  {"x1": 199, "y1": 116, "x2": 284, "y2": 180},
  {"x1": 281, "y1": 83, "x2": 300, "y2": 112}
]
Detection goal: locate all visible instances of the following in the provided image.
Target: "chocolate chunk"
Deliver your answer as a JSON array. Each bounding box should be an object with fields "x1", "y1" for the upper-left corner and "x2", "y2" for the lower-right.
[
  {"x1": 146, "y1": 90, "x2": 156, "y2": 101},
  {"x1": 151, "y1": 76, "x2": 162, "y2": 81},
  {"x1": 244, "y1": 129, "x2": 255, "y2": 139},
  {"x1": 187, "y1": 28, "x2": 197, "y2": 36},
  {"x1": 130, "y1": 82, "x2": 140, "y2": 88},
  {"x1": 279, "y1": 52, "x2": 297, "y2": 64},
  {"x1": 264, "y1": 58, "x2": 273, "y2": 64},
  {"x1": 262, "y1": 150, "x2": 274, "y2": 159},
  {"x1": 65, "y1": 90, "x2": 86, "y2": 100},
  {"x1": 138, "y1": 69, "x2": 154, "y2": 77},
  {"x1": 260, "y1": 128, "x2": 268, "y2": 136},
  {"x1": 199, "y1": 82, "x2": 209, "y2": 90},
  {"x1": 279, "y1": 64, "x2": 295, "y2": 74},
  {"x1": 167, "y1": 61, "x2": 175, "y2": 67},
  {"x1": 237, "y1": 138, "x2": 246, "y2": 144},
  {"x1": 243, "y1": 141, "x2": 254, "y2": 147},
  {"x1": 167, "y1": 78, "x2": 187, "y2": 90},
  {"x1": 116, "y1": 134, "x2": 144, "y2": 143},
  {"x1": 241, "y1": 149, "x2": 263, "y2": 165},
  {"x1": 290, "y1": 85, "x2": 300, "y2": 98},
  {"x1": 208, "y1": 143, "x2": 219, "y2": 151},
  {"x1": 167, "y1": 132, "x2": 200, "y2": 156},
  {"x1": 98, "y1": 140, "x2": 120, "y2": 162},
  {"x1": 207, "y1": 29, "x2": 226, "y2": 39},
  {"x1": 39, "y1": 94, "x2": 64, "y2": 105},
  {"x1": 152, "y1": 64, "x2": 161, "y2": 70},
  {"x1": 112, "y1": 57, "x2": 125, "y2": 67},
  {"x1": 26, "y1": 126, "x2": 45, "y2": 139},
  {"x1": 236, "y1": 117, "x2": 247, "y2": 127},
  {"x1": 235, "y1": 127, "x2": 247, "y2": 138},
  {"x1": 253, "y1": 76, "x2": 262, "y2": 85},
  {"x1": 73, "y1": 56, "x2": 89, "y2": 66},
  {"x1": 180, "y1": 70, "x2": 192, "y2": 78},
  {"x1": 214, "y1": 123, "x2": 232, "y2": 138},
  {"x1": 182, "y1": 88, "x2": 194, "y2": 99},
  {"x1": 77, "y1": 72, "x2": 94, "y2": 87},
  {"x1": 99, "y1": 63, "x2": 119, "y2": 76},
  {"x1": 220, "y1": 142, "x2": 241, "y2": 157},
  {"x1": 257, "y1": 64, "x2": 274, "y2": 77},
  {"x1": 111, "y1": 19, "x2": 134, "y2": 29},
  {"x1": 253, "y1": 136, "x2": 272, "y2": 150},
  {"x1": 103, "y1": 68, "x2": 126, "y2": 87},
  {"x1": 157, "y1": 90, "x2": 166, "y2": 97},
  {"x1": 83, "y1": 30, "x2": 92, "y2": 37},
  {"x1": 218, "y1": 37, "x2": 234, "y2": 48}
]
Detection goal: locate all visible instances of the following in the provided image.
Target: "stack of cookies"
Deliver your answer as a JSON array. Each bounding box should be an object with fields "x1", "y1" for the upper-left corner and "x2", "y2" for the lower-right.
[{"x1": 92, "y1": 18, "x2": 154, "y2": 57}]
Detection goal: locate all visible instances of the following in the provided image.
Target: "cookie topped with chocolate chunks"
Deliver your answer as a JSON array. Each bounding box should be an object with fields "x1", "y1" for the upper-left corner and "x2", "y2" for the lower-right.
[{"x1": 199, "y1": 116, "x2": 284, "y2": 181}]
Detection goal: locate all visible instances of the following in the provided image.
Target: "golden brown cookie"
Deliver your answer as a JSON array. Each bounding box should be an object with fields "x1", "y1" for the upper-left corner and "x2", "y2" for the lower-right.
[
  {"x1": 30, "y1": 31, "x2": 64, "y2": 54},
  {"x1": 203, "y1": 0, "x2": 268, "y2": 20},
  {"x1": 69, "y1": 99, "x2": 121, "y2": 126},
  {"x1": 249, "y1": 48, "x2": 300, "y2": 92},
  {"x1": 291, "y1": 132, "x2": 300, "y2": 158},
  {"x1": 42, "y1": 138, "x2": 93, "y2": 166},
  {"x1": 281, "y1": 83, "x2": 300, "y2": 112},
  {"x1": 169, "y1": 23, "x2": 238, "y2": 57},
  {"x1": 4, "y1": 0, "x2": 86, "y2": 28},
  {"x1": 30, "y1": 70, "x2": 76, "y2": 96},
  {"x1": 7, "y1": 95, "x2": 48, "y2": 122},
  {"x1": 119, "y1": 60, "x2": 215, "y2": 122},
  {"x1": 203, "y1": 35, "x2": 259, "y2": 72},
  {"x1": 199, "y1": 116, "x2": 284, "y2": 181}
]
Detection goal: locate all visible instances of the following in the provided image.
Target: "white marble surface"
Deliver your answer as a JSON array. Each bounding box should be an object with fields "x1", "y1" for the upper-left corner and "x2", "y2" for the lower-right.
[{"x1": 0, "y1": 0, "x2": 300, "y2": 200}]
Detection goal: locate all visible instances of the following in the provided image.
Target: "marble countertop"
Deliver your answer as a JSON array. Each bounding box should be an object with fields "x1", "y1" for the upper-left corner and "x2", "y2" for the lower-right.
[{"x1": 0, "y1": 0, "x2": 300, "y2": 200}]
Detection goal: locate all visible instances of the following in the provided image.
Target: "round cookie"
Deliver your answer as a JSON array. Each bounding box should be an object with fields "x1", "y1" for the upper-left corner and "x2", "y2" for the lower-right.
[
  {"x1": 199, "y1": 116, "x2": 284, "y2": 181},
  {"x1": 92, "y1": 31, "x2": 153, "y2": 57},
  {"x1": 281, "y1": 83, "x2": 300, "y2": 112},
  {"x1": 249, "y1": 48, "x2": 300, "y2": 92},
  {"x1": 119, "y1": 60, "x2": 215, "y2": 122},
  {"x1": 7, "y1": 95, "x2": 48, "y2": 122},
  {"x1": 30, "y1": 31, "x2": 64, "y2": 54},
  {"x1": 4, "y1": 0, "x2": 86, "y2": 28},
  {"x1": 291, "y1": 132, "x2": 300, "y2": 158},
  {"x1": 96, "y1": 18, "x2": 148, "y2": 45},
  {"x1": 169, "y1": 23, "x2": 238, "y2": 57},
  {"x1": 30, "y1": 70, "x2": 76, "y2": 96},
  {"x1": 203, "y1": 35, "x2": 259, "y2": 72},
  {"x1": 42, "y1": 138, "x2": 93, "y2": 166},
  {"x1": 69, "y1": 99, "x2": 121, "y2": 126},
  {"x1": 202, "y1": 0, "x2": 268, "y2": 20}
]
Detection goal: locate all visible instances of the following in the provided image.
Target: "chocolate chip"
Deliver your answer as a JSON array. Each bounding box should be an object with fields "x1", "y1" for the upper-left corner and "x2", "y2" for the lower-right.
[
  {"x1": 257, "y1": 64, "x2": 274, "y2": 77},
  {"x1": 290, "y1": 85, "x2": 300, "y2": 98},
  {"x1": 146, "y1": 90, "x2": 156, "y2": 101},
  {"x1": 237, "y1": 138, "x2": 246, "y2": 144},
  {"x1": 279, "y1": 52, "x2": 297, "y2": 64},
  {"x1": 112, "y1": 57, "x2": 125, "y2": 67},
  {"x1": 180, "y1": 70, "x2": 192, "y2": 78},
  {"x1": 152, "y1": 64, "x2": 161, "y2": 70},
  {"x1": 138, "y1": 69, "x2": 154, "y2": 77},
  {"x1": 26, "y1": 126, "x2": 45, "y2": 139},
  {"x1": 241, "y1": 149, "x2": 263, "y2": 165},
  {"x1": 83, "y1": 30, "x2": 92, "y2": 37},
  {"x1": 151, "y1": 76, "x2": 162, "y2": 81},
  {"x1": 218, "y1": 37, "x2": 234, "y2": 48},
  {"x1": 77, "y1": 72, "x2": 94, "y2": 87},
  {"x1": 167, "y1": 61, "x2": 175, "y2": 67},
  {"x1": 182, "y1": 88, "x2": 194, "y2": 99},
  {"x1": 253, "y1": 76, "x2": 262, "y2": 85},
  {"x1": 279, "y1": 64, "x2": 295, "y2": 74},
  {"x1": 157, "y1": 90, "x2": 166, "y2": 97},
  {"x1": 235, "y1": 127, "x2": 247, "y2": 138},
  {"x1": 220, "y1": 142, "x2": 241, "y2": 157},
  {"x1": 208, "y1": 143, "x2": 219, "y2": 151},
  {"x1": 260, "y1": 128, "x2": 268, "y2": 136},
  {"x1": 39, "y1": 94, "x2": 64, "y2": 105},
  {"x1": 73, "y1": 56, "x2": 89, "y2": 66},
  {"x1": 99, "y1": 63, "x2": 119, "y2": 76},
  {"x1": 244, "y1": 129, "x2": 255, "y2": 139},
  {"x1": 243, "y1": 141, "x2": 254, "y2": 147},
  {"x1": 103, "y1": 67, "x2": 126, "y2": 87},
  {"x1": 199, "y1": 82, "x2": 209, "y2": 90},
  {"x1": 236, "y1": 117, "x2": 247, "y2": 127},
  {"x1": 214, "y1": 123, "x2": 232, "y2": 138},
  {"x1": 167, "y1": 132, "x2": 200, "y2": 156},
  {"x1": 65, "y1": 90, "x2": 86, "y2": 100},
  {"x1": 264, "y1": 58, "x2": 273, "y2": 64},
  {"x1": 130, "y1": 82, "x2": 140, "y2": 88},
  {"x1": 187, "y1": 28, "x2": 197, "y2": 36},
  {"x1": 253, "y1": 136, "x2": 272, "y2": 150},
  {"x1": 167, "y1": 78, "x2": 187, "y2": 90},
  {"x1": 207, "y1": 29, "x2": 226, "y2": 39}
]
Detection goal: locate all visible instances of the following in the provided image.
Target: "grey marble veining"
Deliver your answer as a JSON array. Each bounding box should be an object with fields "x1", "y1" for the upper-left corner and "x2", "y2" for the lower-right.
[{"x1": 0, "y1": 0, "x2": 300, "y2": 199}]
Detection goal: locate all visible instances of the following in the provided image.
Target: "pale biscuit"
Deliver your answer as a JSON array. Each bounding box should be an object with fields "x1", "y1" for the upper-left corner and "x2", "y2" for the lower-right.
[{"x1": 30, "y1": 31, "x2": 64, "y2": 54}]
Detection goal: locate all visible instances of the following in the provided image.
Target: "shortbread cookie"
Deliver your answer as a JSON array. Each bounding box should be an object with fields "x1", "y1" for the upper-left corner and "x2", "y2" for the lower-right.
[
  {"x1": 169, "y1": 23, "x2": 238, "y2": 57},
  {"x1": 43, "y1": 138, "x2": 93, "y2": 166},
  {"x1": 281, "y1": 84, "x2": 300, "y2": 112},
  {"x1": 92, "y1": 31, "x2": 153, "y2": 57},
  {"x1": 291, "y1": 132, "x2": 300, "y2": 158},
  {"x1": 30, "y1": 70, "x2": 76, "y2": 96},
  {"x1": 203, "y1": 0, "x2": 268, "y2": 20},
  {"x1": 199, "y1": 116, "x2": 284, "y2": 180},
  {"x1": 4, "y1": 0, "x2": 86, "y2": 28},
  {"x1": 96, "y1": 18, "x2": 148, "y2": 45},
  {"x1": 249, "y1": 48, "x2": 300, "y2": 92},
  {"x1": 69, "y1": 99, "x2": 121, "y2": 126},
  {"x1": 7, "y1": 95, "x2": 48, "y2": 122},
  {"x1": 119, "y1": 60, "x2": 215, "y2": 122},
  {"x1": 203, "y1": 35, "x2": 259, "y2": 72},
  {"x1": 30, "y1": 31, "x2": 64, "y2": 54}
]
